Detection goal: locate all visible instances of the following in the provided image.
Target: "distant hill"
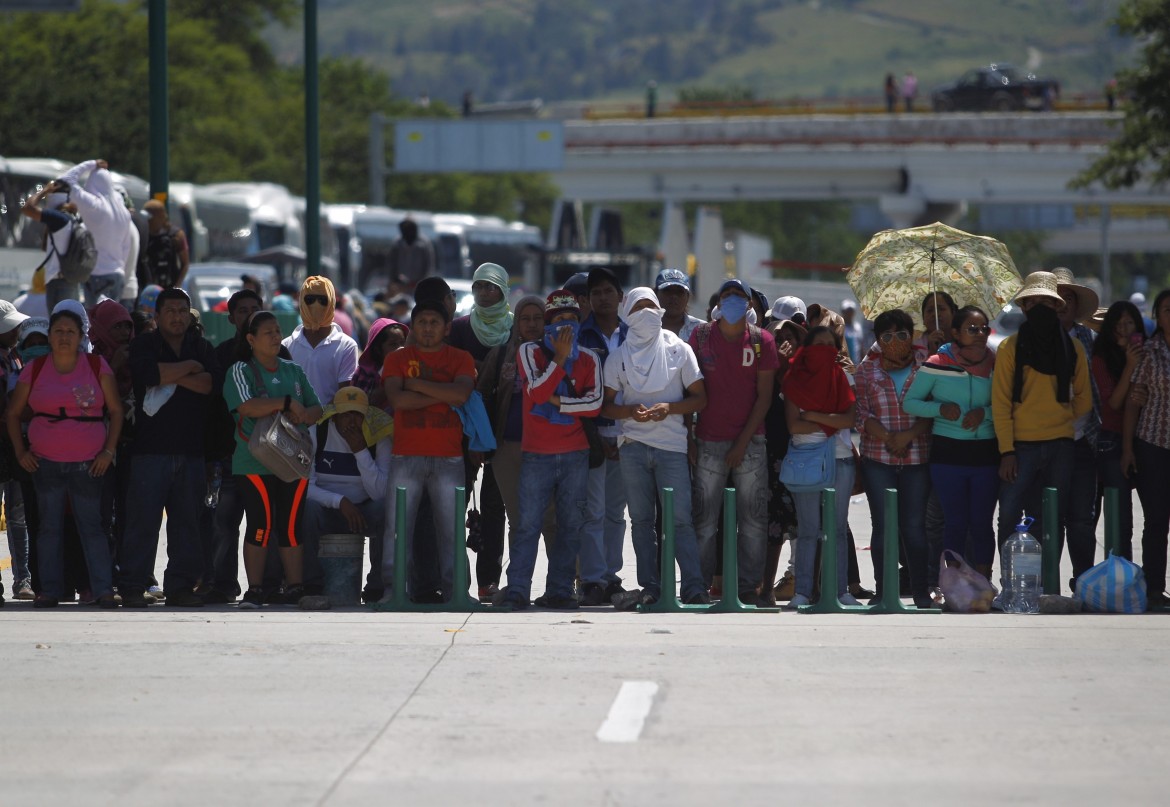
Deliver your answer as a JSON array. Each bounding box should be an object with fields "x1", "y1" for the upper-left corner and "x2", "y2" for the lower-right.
[{"x1": 267, "y1": 0, "x2": 1134, "y2": 108}]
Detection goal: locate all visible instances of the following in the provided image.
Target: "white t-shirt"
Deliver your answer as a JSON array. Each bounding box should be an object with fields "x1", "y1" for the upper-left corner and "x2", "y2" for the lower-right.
[
  {"x1": 282, "y1": 323, "x2": 359, "y2": 404},
  {"x1": 604, "y1": 337, "x2": 702, "y2": 454}
]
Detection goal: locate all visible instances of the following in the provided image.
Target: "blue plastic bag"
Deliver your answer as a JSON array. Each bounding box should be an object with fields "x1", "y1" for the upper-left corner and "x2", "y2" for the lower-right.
[{"x1": 1075, "y1": 553, "x2": 1147, "y2": 614}]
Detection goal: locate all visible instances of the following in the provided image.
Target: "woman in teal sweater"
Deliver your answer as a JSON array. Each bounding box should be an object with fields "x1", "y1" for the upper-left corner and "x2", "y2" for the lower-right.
[{"x1": 904, "y1": 305, "x2": 998, "y2": 578}]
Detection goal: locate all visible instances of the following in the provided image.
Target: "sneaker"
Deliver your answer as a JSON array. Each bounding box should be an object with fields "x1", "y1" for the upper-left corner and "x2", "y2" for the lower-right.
[
  {"x1": 199, "y1": 588, "x2": 233, "y2": 605},
  {"x1": 929, "y1": 586, "x2": 945, "y2": 607},
  {"x1": 98, "y1": 593, "x2": 119, "y2": 609},
  {"x1": 281, "y1": 585, "x2": 306, "y2": 606},
  {"x1": 361, "y1": 587, "x2": 384, "y2": 605},
  {"x1": 121, "y1": 590, "x2": 149, "y2": 609},
  {"x1": 849, "y1": 583, "x2": 876, "y2": 600},
  {"x1": 477, "y1": 584, "x2": 499, "y2": 601},
  {"x1": 13, "y1": 580, "x2": 34, "y2": 600},
  {"x1": 77, "y1": 589, "x2": 95, "y2": 606},
  {"x1": 33, "y1": 594, "x2": 58, "y2": 609},
  {"x1": 612, "y1": 590, "x2": 643, "y2": 612},
  {"x1": 142, "y1": 591, "x2": 159, "y2": 605},
  {"x1": 238, "y1": 587, "x2": 265, "y2": 610},
  {"x1": 412, "y1": 589, "x2": 444, "y2": 605},
  {"x1": 603, "y1": 580, "x2": 626, "y2": 600},
  {"x1": 773, "y1": 571, "x2": 795, "y2": 601},
  {"x1": 533, "y1": 593, "x2": 579, "y2": 610},
  {"x1": 494, "y1": 594, "x2": 529, "y2": 611},
  {"x1": 147, "y1": 585, "x2": 165, "y2": 602},
  {"x1": 786, "y1": 594, "x2": 810, "y2": 609},
  {"x1": 838, "y1": 592, "x2": 862, "y2": 607},
  {"x1": 263, "y1": 588, "x2": 284, "y2": 605},
  {"x1": 738, "y1": 590, "x2": 760, "y2": 607},
  {"x1": 166, "y1": 589, "x2": 205, "y2": 608},
  {"x1": 579, "y1": 583, "x2": 605, "y2": 607},
  {"x1": 913, "y1": 594, "x2": 934, "y2": 609},
  {"x1": 682, "y1": 590, "x2": 712, "y2": 606},
  {"x1": 640, "y1": 592, "x2": 659, "y2": 607}
]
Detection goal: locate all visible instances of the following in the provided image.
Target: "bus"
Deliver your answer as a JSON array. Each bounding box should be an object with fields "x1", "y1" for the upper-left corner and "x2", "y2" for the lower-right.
[
  {"x1": 326, "y1": 204, "x2": 438, "y2": 294},
  {"x1": 432, "y1": 213, "x2": 544, "y2": 288},
  {"x1": 194, "y1": 182, "x2": 306, "y2": 285}
]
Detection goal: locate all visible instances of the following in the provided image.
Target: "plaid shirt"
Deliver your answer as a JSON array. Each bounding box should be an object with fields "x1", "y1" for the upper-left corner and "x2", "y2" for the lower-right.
[
  {"x1": 1133, "y1": 335, "x2": 1170, "y2": 450},
  {"x1": 854, "y1": 354, "x2": 930, "y2": 466}
]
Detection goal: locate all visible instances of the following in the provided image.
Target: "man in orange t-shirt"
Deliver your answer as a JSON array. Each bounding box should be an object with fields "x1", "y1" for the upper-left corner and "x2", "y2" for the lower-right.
[{"x1": 380, "y1": 299, "x2": 475, "y2": 601}]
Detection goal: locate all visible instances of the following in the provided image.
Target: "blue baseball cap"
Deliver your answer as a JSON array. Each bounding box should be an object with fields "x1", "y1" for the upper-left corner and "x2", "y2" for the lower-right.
[
  {"x1": 654, "y1": 267, "x2": 690, "y2": 291},
  {"x1": 717, "y1": 278, "x2": 750, "y2": 298}
]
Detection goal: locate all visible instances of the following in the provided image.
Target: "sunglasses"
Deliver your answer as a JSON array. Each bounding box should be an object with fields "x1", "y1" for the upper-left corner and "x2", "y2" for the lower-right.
[
  {"x1": 879, "y1": 330, "x2": 910, "y2": 344},
  {"x1": 963, "y1": 325, "x2": 991, "y2": 336},
  {"x1": 303, "y1": 294, "x2": 329, "y2": 306}
]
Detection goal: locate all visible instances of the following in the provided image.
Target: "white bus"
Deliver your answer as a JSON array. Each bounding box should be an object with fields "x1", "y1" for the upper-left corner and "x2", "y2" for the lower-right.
[{"x1": 326, "y1": 204, "x2": 438, "y2": 293}]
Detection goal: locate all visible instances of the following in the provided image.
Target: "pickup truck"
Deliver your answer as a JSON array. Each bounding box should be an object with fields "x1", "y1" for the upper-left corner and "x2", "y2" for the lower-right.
[{"x1": 931, "y1": 65, "x2": 1059, "y2": 112}]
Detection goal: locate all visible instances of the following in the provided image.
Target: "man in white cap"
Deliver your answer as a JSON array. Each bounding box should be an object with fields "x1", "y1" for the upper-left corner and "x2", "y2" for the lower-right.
[{"x1": 991, "y1": 271, "x2": 1092, "y2": 590}]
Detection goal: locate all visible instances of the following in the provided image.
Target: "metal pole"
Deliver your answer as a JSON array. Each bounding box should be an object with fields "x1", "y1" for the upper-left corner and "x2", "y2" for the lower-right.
[
  {"x1": 369, "y1": 112, "x2": 386, "y2": 206},
  {"x1": 1100, "y1": 204, "x2": 1112, "y2": 303},
  {"x1": 148, "y1": 0, "x2": 168, "y2": 202},
  {"x1": 304, "y1": 0, "x2": 320, "y2": 276},
  {"x1": 867, "y1": 488, "x2": 914, "y2": 614},
  {"x1": 1042, "y1": 487, "x2": 1061, "y2": 595}
]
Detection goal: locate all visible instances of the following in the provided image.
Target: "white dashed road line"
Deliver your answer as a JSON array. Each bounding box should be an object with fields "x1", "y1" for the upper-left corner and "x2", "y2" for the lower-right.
[{"x1": 596, "y1": 680, "x2": 659, "y2": 743}]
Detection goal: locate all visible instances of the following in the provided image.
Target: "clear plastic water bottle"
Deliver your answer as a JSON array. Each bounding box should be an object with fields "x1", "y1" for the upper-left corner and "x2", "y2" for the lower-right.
[
  {"x1": 1004, "y1": 513, "x2": 1041, "y2": 614},
  {"x1": 204, "y1": 464, "x2": 222, "y2": 509}
]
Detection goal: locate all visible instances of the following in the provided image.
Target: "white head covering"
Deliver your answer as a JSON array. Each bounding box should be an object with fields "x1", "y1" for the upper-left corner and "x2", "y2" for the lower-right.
[
  {"x1": 51, "y1": 299, "x2": 93, "y2": 353},
  {"x1": 617, "y1": 287, "x2": 674, "y2": 394}
]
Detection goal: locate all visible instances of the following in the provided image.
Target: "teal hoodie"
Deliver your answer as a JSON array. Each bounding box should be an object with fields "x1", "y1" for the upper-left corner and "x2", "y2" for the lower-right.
[{"x1": 903, "y1": 343, "x2": 996, "y2": 442}]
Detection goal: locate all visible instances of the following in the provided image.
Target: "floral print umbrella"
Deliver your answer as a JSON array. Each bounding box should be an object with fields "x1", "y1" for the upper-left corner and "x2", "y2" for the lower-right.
[{"x1": 846, "y1": 222, "x2": 1023, "y2": 330}]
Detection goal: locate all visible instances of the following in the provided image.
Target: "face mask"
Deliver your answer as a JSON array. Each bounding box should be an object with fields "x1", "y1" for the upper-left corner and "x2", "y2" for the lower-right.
[
  {"x1": 543, "y1": 320, "x2": 581, "y2": 354},
  {"x1": 1025, "y1": 303, "x2": 1060, "y2": 329},
  {"x1": 625, "y1": 307, "x2": 663, "y2": 342},
  {"x1": 19, "y1": 344, "x2": 50, "y2": 363},
  {"x1": 879, "y1": 338, "x2": 912, "y2": 363},
  {"x1": 717, "y1": 296, "x2": 750, "y2": 325}
]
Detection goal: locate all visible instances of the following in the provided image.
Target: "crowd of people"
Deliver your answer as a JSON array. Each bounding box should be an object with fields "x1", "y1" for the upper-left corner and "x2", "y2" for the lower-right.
[{"x1": 2, "y1": 161, "x2": 1168, "y2": 612}]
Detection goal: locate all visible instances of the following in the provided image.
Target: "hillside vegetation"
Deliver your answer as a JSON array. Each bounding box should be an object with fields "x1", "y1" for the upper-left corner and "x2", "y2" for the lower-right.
[{"x1": 269, "y1": 0, "x2": 1133, "y2": 106}]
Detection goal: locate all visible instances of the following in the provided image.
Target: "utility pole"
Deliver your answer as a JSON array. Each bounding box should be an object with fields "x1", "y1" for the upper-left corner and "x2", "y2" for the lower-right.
[
  {"x1": 148, "y1": 0, "x2": 168, "y2": 202},
  {"x1": 305, "y1": 0, "x2": 321, "y2": 276}
]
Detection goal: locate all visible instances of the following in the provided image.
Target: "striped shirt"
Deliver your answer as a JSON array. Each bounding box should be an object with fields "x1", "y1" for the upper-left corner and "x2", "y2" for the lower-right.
[{"x1": 1132, "y1": 336, "x2": 1170, "y2": 450}]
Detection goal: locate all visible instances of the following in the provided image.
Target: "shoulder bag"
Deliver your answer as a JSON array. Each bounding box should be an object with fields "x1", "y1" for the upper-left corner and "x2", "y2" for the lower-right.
[{"x1": 246, "y1": 362, "x2": 313, "y2": 482}]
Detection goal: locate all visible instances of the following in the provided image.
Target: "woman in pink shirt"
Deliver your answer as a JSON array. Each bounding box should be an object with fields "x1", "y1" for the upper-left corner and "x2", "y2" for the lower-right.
[{"x1": 5, "y1": 308, "x2": 122, "y2": 608}]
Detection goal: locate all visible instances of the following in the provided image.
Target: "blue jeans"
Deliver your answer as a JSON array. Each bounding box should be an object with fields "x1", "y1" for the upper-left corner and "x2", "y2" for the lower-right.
[
  {"x1": 33, "y1": 458, "x2": 112, "y2": 599},
  {"x1": 381, "y1": 455, "x2": 464, "y2": 599},
  {"x1": 1095, "y1": 430, "x2": 1133, "y2": 560},
  {"x1": 119, "y1": 454, "x2": 205, "y2": 595},
  {"x1": 83, "y1": 271, "x2": 125, "y2": 307},
  {"x1": 5, "y1": 480, "x2": 29, "y2": 584},
  {"x1": 862, "y1": 458, "x2": 931, "y2": 599},
  {"x1": 506, "y1": 450, "x2": 589, "y2": 603},
  {"x1": 579, "y1": 436, "x2": 627, "y2": 585},
  {"x1": 620, "y1": 441, "x2": 705, "y2": 601},
  {"x1": 996, "y1": 439, "x2": 1074, "y2": 549},
  {"x1": 792, "y1": 457, "x2": 855, "y2": 598},
  {"x1": 303, "y1": 497, "x2": 385, "y2": 593},
  {"x1": 45, "y1": 277, "x2": 79, "y2": 314},
  {"x1": 693, "y1": 436, "x2": 768, "y2": 595},
  {"x1": 930, "y1": 462, "x2": 999, "y2": 566}
]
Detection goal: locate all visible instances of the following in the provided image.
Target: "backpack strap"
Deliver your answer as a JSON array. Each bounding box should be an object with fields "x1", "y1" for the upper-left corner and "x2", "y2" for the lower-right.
[
  {"x1": 27, "y1": 353, "x2": 108, "y2": 423},
  {"x1": 747, "y1": 323, "x2": 763, "y2": 359}
]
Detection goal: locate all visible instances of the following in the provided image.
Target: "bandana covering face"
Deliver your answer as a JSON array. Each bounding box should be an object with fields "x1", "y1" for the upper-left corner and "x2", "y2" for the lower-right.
[
  {"x1": 618, "y1": 287, "x2": 673, "y2": 394},
  {"x1": 534, "y1": 319, "x2": 581, "y2": 425},
  {"x1": 878, "y1": 334, "x2": 914, "y2": 370},
  {"x1": 782, "y1": 344, "x2": 855, "y2": 435},
  {"x1": 469, "y1": 262, "x2": 513, "y2": 347},
  {"x1": 299, "y1": 275, "x2": 336, "y2": 330}
]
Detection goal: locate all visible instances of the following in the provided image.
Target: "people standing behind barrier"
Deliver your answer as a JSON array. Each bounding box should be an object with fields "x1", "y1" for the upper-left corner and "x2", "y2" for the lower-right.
[
  {"x1": 282, "y1": 276, "x2": 358, "y2": 404},
  {"x1": 477, "y1": 296, "x2": 558, "y2": 587},
  {"x1": 991, "y1": 272, "x2": 1091, "y2": 581},
  {"x1": 380, "y1": 300, "x2": 475, "y2": 603},
  {"x1": 496, "y1": 290, "x2": 602, "y2": 610},
  {"x1": 1121, "y1": 289, "x2": 1170, "y2": 610},
  {"x1": 387, "y1": 218, "x2": 435, "y2": 294},
  {"x1": 448, "y1": 263, "x2": 513, "y2": 600},
  {"x1": 224, "y1": 311, "x2": 322, "y2": 609},
  {"x1": 782, "y1": 326, "x2": 859, "y2": 608},
  {"x1": 1052, "y1": 268, "x2": 1102, "y2": 584},
  {"x1": 119, "y1": 289, "x2": 217, "y2": 608},
  {"x1": 20, "y1": 182, "x2": 81, "y2": 313},
  {"x1": 57, "y1": 160, "x2": 133, "y2": 306},
  {"x1": 603, "y1": 288, "x2": 709, "y2": 609},
  {"x1": 351, "y1": 318, "x2": 407, "y2": 410},
  {"x1": 577, "y1": 267, "x2": 630, "y2": 605},
  {"x1": 855, "y1": 309, "x2": 934, "y2": 608},
  {"x1": 901, "y1": 70, "x2": 918, "y2": 112},
  {"x1": 884, "y1": 73, "x2": 898, "y2": 113},
  {"x1": 654, "y1": 268, "x2": 704, "y2": 341},
  {"x1": 904, "y1": 306, "x2": 999, "y2": 581},
  {"x1": 1089, "y1": 301, "x2": 1146, "y2": 563},
  {"x1": 689, "y1": 279, "x2": 778, "y2": 604},
  {"x1": 142, "y1": 199, "x2": 190, "y2": 290},
  {"x1": 6, "y1": 306, "x2": 122, "y2": 608},
  {"x1": 303, "y1": 387, "x2": 393, "y2": 600},
  {"x1": 761, "y1": 318, "x2": 804, "y2": 605}
]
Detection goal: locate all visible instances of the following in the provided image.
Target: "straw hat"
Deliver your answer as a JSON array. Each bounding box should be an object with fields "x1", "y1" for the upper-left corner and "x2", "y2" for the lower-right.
[
  {"x1": 1085, "y1": 307, "x2": 1108, "y2": 333},
  {"x1": 1013, "y1": 271, "x2": 1065, "y2": 307},
  {"x1": 1050, "y1": 267, "x2": 1099, "y2": 321}
]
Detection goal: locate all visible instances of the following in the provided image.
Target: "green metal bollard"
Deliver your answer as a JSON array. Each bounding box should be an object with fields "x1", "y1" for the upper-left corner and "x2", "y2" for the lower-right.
[
  {"x1": 866, "y1": 488, "x2": 917, "y2": 614},
  {"x1": 709, "y1": 488, "x2": 778, "y2": 613},
  {"x1": 1041, "y1": 486, "x2": 1061, "y2": 595},
  {"x1": 448, "y1": 486, "x2": 483, "y2": 612},
  {"x1": 1104, "y1": 486, "x2": 1120, "y2": 559},
  {"x1": 799, "y1": 488, "x2": 868, "y2": 614},
  {"x1": 641, "y1": 488, "x2": 711, "y2": 613}
]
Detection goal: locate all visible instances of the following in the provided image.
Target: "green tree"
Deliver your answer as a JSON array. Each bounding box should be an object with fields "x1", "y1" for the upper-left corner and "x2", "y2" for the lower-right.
[{"x1": 1073, "y1": 0, "x2": 1170, "y2": 189}]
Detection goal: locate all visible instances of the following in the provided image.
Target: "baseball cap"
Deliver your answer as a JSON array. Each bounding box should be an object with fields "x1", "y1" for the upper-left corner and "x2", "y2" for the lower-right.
[
  {"x1": 545, "y1": 289, "x2": 581, "y2": 323},
  {"x1": 17, "y1": 317, "x2": 49, "y2": 345},
  {"x1": 840, "y1": 299, "x2": 857, "y2": 312},
  {"x1": 332, "y1": 386, "x2": 369, "y2": 417},
  {"x1": 770, "y1": 295, "x2": 807, "y2": 323},
  {"x1": 717, "y1": 279, "x2": 750, "y2": 298},
  {"x1": 0, "y1": 300, "x2": 30, "y2": 334},
  {"x1": 654, "y1": 268, "x2": 690, "y2": 291}
]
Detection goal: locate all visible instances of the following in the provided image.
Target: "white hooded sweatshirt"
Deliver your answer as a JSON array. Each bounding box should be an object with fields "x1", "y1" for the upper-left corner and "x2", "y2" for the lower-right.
[{"x1": 58, "y1": 160, "x2": 133, "y2": 279}]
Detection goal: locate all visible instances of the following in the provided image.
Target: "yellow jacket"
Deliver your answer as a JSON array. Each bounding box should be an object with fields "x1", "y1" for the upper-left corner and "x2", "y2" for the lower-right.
[{"x1": 992, "y1": 335, "x2": 1091, "y2": 454}]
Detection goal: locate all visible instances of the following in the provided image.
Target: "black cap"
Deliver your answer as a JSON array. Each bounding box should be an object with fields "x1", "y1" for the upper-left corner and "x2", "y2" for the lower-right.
[
  {"x1": 411, "y1": 299, "x2": 451, "y2": 324},
  {"x1": 413, "y1": 276, "x2": 453, "y2": 306},
  {"x1": 587, "y1": 266, "x2": 622, "y2": 295},
  {"x1": 564, "y1": 271, "x2": 590, "y2": 296}
]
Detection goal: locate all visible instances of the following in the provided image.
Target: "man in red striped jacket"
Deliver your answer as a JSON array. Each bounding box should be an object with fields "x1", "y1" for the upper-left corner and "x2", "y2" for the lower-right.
[{"x1": 496, "y1": 290, "x2": 602, "y2": 610}]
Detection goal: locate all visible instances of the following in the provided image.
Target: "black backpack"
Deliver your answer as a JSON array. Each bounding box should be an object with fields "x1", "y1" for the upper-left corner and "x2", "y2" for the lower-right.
[
  {"x1": 146, "y1": 226, "x2": 180, "y2": 288},
  {"x1": 49, "y1": 215, "x2": 98, "y2": 284}
]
